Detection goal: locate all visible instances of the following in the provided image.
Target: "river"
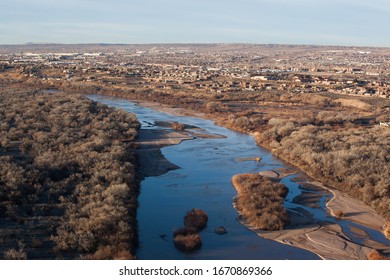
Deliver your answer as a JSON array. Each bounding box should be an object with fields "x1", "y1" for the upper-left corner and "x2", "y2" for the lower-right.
[{"x1": 88, "y1": 95, "x2": 390, "y2": 260}]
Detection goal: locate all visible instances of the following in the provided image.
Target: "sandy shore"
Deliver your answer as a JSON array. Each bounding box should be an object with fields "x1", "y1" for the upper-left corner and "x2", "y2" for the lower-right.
[
  {"x1": 135, "y1": 121, "x2": 225, "y2": 177},
  {"x1": 135, "y1": 129, "x2": 191, "y2": 177},
  {"x1": 252, "y1": 170, "x2": 389, "y2": 259},
  {"x1": 135, "y1": 100, "x2": 206, "y2": 118}
]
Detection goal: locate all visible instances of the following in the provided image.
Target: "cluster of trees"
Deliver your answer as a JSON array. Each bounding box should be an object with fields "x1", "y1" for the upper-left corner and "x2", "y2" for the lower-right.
[
  {"x1": 231, "y1": 173, "x2": 289, "y2": 231},
  {"x1": 253, "y1": 116, "x2": 390, "y2": 221},
  {"x1": 0, "y1": 89, "x2": 139, "y2": 259}
]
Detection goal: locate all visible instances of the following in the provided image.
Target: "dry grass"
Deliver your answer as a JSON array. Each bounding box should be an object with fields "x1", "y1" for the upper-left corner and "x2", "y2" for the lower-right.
[
  {"x1": 3, "y1": 248, "x2": 27, "y2": 260},
  {"x1": 83, "y1": 244, "x2": 134, "y2": 260},
  {"x1": 337, "y1": 98, "x2": 373, "y2": 111},
  {"x1": 173, "y1": 209, "x2": 208, "y2": 252},
  {"x1": 367, "y1": 249, "x2": 390, "y2": 260},
  {"x1": 173, "y1": 228, "x2": 202, "y2": 252},
  {"x1": 333, "y1": 210, "x2": 344, "y2": 219},
  {"x1": 384, "y1": 222, "x2": 390, "y2": 240},
  {"x1": 170, "y1": 122, "x2": 185, "y2": 131},
  {"x1": 184, "y1": 209, "x2": 208, "y2": 230},
  {"x1": 232, "y1": 173, "x2": 289, "y2": 231}
]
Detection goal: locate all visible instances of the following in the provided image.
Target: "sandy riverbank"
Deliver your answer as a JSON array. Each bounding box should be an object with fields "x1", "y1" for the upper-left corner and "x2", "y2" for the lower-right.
[
  {"x1": 135, "y1": 129, "x2": 190, "y2": 177},
  {"x1": 251, "y1": 171, "x2": 389, "y2": 259},
  {"x1": 135, "y1": 121, "x2": 225, "y2": 177},
  {"x1": 136, "y1": 101, "x2": 206, "y2": 118}
]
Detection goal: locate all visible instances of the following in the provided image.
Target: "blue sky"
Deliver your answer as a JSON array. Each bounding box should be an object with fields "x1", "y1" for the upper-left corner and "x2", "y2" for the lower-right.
[{"x1": 1, "y1": 0, "x2": 389, "y2": 46}]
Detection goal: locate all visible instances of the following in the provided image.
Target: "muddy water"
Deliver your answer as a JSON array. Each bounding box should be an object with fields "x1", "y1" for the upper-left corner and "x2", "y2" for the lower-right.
[{"x1": 88, "y1": 95, "x2": 327, "y2": 259}]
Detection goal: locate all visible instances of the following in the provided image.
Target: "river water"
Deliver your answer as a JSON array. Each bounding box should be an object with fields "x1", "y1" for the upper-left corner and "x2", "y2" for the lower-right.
[{"x1": 88, "y1": 95, "x2": 390, "y2": 260}]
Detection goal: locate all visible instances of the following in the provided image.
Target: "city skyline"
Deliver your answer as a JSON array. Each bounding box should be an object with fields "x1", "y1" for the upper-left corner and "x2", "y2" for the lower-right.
[{"x1": 1, "y1": 0, "x2": 390, "y2": 47}]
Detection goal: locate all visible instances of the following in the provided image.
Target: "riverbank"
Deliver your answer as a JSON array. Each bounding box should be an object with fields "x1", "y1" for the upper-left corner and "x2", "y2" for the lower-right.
[
  {"x1": 128, "y1": 98, "x2": 389, "y2": 260},
  {"x1": 135, "y1": 129, "x2": 190, "y2": 177},
  {"x1": 259, "y1": 175, "x2": 388, "y2": 259},
  {"x1": 135, "y1": 120, "x2": 226, "y2": 177}
]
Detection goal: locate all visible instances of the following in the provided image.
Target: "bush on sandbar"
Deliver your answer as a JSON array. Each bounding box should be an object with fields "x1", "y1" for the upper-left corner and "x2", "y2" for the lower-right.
[
  {"x1": 184, "y1": 208, "x2": 208, "y2": 230},
  {"x1": 232, "y1": 173, "x2": 289, "y2": 231},
  {"x1": 173, "y1": 227, "x2": 202, "y2": 252}
]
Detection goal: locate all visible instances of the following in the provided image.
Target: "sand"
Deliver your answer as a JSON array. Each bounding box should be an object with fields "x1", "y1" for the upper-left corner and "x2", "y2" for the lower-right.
[
  {"x1": 135, "y1": 121, "x2": 225, "y2": 177},
  {"x1": 259, "y1": 223, "x2": 373, "y2": 260},
  {"x1": 135, "y1": 129, "x2": 192, "y2": 177},
  {"x1": 259, "y1": 170, "x2": 280, "y2": 179},
  {"x1": 136, "y1": 101, "x2": 205, "y2": 118},
  {"x1": 255, "y1": 177, "x2": 389, "y2": 259}
]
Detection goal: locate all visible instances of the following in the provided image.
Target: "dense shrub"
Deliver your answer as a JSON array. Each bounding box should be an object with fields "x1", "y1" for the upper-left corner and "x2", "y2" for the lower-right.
[
  {"x1": 0, "y1": 89, "x2": 140, "y2": 259},
  {"x1": 231, "y1": 173, "x2": 289, "y2": 230},
  {"x1": 384, "y1": 222, "x2": 390, "y2": 240},
  {"x1": 173, "y1": 209, "x2": 208, "y2": 252},
  {"x1": 183, "y1": 209, "x2": 208, "y2": 230},
  {"x1": 4, "y1": 248, "x2": 27, "y2": 260},
  {"x1": 173, "y1": 227, "x2": 202, "y2": 252},
  {"x1": 255, "y1": 122, "x2": 390, "y2": 221}
]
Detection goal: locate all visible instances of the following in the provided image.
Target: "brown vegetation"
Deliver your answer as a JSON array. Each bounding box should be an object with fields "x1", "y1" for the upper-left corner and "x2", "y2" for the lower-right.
[
  {"x1": 333, "y1": 210, "x2": 344, "y2": 219},
  {"x1": 252, "y1": 118, "x2": 390, "y2": 222},
  {"x1": 170, "y1": 121, "x2": 185, "y2": 131},
  {"x1": 231, "y1": 173, "x2": 289, "y2": 230},
  {"x1": 173, "y1": 227, "x2": 202, "y2": 252},
  {"x1": 3, "y1": 242, "x2": 27, "y2": 260},
  {"x1": 337, "y1": 98, "x2": 373, "y2": 111},
  {"x1": 384, "y1": 222, "x2": 390, "y2": 240},
  {"x1": 367, "y1": 249, "x2": 390, "y2": 260},
  {"x1": 173, "y1": 209, "x2": 208, "y2": 252},
  {"x1": 0, "y1": 89, "x2": 140, "y2": 259},
  {"x1": 183, "y1": 208, "x2": 208, "y2": 230}
]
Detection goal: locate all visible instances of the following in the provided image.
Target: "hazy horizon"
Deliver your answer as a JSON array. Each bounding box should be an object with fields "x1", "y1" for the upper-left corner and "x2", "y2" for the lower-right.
[
  {"x1": 1, "y1": 0, "x2": 390, "y2": 47},
  {"x1": 1, "y1": 42, "x2": 389, "y2": 49}
]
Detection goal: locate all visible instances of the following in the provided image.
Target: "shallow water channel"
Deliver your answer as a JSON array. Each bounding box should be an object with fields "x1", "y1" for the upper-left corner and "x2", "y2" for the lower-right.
[{"x1": 88, "y1": 95, "x2": 389, "y2": 260}]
